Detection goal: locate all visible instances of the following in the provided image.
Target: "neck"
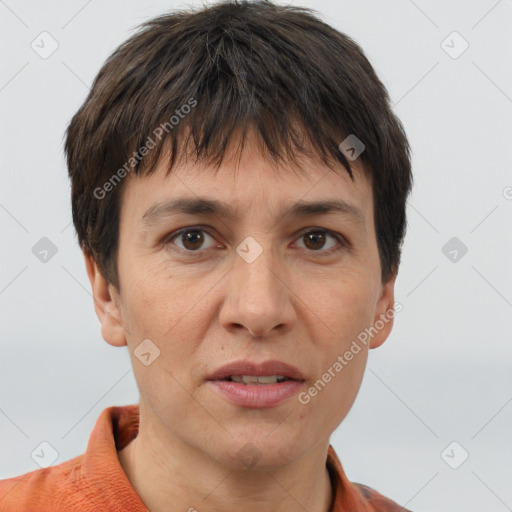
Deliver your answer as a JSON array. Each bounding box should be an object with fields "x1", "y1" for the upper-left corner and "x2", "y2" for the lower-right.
[{"x1": 117, "y1": 415, "x2": 334, "y2": 512}]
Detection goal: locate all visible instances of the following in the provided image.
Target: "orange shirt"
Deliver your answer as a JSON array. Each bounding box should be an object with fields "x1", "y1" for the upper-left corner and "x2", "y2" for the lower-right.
[{"x1": 0, "y1": 404, "x2": 411, "y2": 511}]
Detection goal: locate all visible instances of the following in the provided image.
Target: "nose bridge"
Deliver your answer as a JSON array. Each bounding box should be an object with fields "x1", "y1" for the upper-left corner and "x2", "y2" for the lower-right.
[
  {"x1": 221, "y1": 232, "x2": 294, "y2": 337},
  {"x1": 235, "y1": 232, "x2": 281, "y2": 304}
]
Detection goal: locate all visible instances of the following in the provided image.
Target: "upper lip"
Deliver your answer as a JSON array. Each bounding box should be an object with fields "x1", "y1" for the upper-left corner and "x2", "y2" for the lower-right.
[{"x1": 207, "y1": 359, "x2": 306, "y2": 381}]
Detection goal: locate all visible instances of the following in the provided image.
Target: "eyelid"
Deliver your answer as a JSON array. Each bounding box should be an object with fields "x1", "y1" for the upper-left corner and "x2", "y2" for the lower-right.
[
  {"x1": 163, "y1": 225, "x2": 219, "y2": 251},
  {"x1": 292, "y1": 227, "x2": 349, "y2": 255},
  {"x1": 163, "y1": 225, "x2": 349, "y2": 256}
]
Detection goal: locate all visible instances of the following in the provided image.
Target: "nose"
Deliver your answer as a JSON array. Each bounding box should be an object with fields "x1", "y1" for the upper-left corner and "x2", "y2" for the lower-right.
[{"x1": 218, "y1": 239, "x2": 296, "y2": 339}]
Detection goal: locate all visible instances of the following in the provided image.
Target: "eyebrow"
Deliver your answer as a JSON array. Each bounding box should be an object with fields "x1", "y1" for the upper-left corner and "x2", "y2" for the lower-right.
[{"x1": 141, "y1": 197, "x2": 365, "y2": 227}]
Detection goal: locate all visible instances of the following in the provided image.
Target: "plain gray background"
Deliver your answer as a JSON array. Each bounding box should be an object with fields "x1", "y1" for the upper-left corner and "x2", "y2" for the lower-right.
[{"x1": 1, "y1": 0, "x2": 511, "y2": 510}]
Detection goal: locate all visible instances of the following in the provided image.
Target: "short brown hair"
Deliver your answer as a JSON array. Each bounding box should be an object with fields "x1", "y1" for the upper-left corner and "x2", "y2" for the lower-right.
[{"x1": 64, "y1": 0, "x2": 412, "y2": 290}]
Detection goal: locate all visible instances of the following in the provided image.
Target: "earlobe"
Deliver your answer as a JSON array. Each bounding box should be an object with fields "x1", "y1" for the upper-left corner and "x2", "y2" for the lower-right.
[
  {"x1": 369, "y1": 272, "x2": 397, "y2": 350},
  {"x1": 83, "y1": 249, "x2": 127, "y2": 347}
]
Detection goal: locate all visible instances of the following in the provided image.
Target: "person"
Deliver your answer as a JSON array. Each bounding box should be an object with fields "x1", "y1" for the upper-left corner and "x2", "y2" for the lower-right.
[{"x1": 0, "y1": 1, "x2": 413, "y2": 510}]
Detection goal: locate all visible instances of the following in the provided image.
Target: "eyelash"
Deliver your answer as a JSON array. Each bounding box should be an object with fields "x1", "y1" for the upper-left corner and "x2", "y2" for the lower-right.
[{"x1": 162, "y1": 226, "x2": 349, "y2": 258}]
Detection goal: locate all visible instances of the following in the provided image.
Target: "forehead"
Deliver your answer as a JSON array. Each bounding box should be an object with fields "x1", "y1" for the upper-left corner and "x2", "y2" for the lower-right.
[{"x1": 119, "y1": 133, "x2": 373, "y2": 229}]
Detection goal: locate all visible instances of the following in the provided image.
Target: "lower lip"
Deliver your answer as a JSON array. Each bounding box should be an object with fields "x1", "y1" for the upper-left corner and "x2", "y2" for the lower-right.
[{"x1": 208, "y1": 380, "x2": 305, "y2": 408}]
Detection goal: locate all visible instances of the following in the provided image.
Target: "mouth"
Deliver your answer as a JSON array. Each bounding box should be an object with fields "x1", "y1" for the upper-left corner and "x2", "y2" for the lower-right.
[
  {"x1": 218, "y1": 375, "x2": 296, "y2": 385},
  {"x1": 207, "y1": 363, "x2": 306, "y2": 408},
  {"x1": 206, "y1": 359, "x2": 306, "y2": 383}
]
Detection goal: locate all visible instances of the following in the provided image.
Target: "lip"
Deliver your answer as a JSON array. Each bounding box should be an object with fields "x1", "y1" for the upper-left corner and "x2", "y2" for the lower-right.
[
  {"x1": 206, "y1": 359, "x2": 306, "y2": 409},
  {"x1": 206, "y1": 359, "x2": 306, "y2": 381},
  {"x1": 208, "y1": 380, "x2": 304, "y2": 408}
]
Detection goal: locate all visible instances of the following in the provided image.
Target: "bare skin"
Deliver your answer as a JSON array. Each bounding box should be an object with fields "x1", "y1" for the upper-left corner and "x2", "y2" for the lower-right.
[{"x1": 84, "y1": 129, "x2": 396, "y2": 512}]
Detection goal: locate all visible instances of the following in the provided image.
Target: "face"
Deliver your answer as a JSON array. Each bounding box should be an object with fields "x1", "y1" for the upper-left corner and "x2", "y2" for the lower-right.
[{"x1": 85, "y1": 130, "x2": 396, "y2": 471}]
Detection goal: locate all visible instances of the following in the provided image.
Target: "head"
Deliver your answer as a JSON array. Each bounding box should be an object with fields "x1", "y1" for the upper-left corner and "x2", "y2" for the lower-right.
[{"x1": 65, "y1": 0, "x2": 412, "y2": 469}]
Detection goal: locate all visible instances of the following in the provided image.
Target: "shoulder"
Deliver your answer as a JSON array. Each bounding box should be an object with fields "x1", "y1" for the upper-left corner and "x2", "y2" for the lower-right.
[
  {"x1": 354, "y1": 482, "x2": 413, "y2": 512},
  {"x1": 0, "y1": 454, "x2": 97, "y2": 512}
]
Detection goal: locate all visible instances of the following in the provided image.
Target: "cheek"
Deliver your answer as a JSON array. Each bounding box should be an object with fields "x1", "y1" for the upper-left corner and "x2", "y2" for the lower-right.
[
  {"x1": 328, "y1": 277, "x2": 376, "y2": 386},
  {"x1": 310, "y1": 270, "x2": 377, "y2": 344},
  {"x1": 122, "y1": 268, "x2": 211, "y2": 368},
  {"x1": 122, "y1": 277, "x2": 202, "y2": 410},
  {"x1": 323, "y1": 353, "x2": 368, "y2": 433},
  {"x1": 299, "y1": 272, "x2": 375, "y2": 403},
  {"x1": 301, "y1": 281, "x2": 372, "y2": 430},
  {"x1": 122, "y1": 261, "x2": 182, "y2": 331}
]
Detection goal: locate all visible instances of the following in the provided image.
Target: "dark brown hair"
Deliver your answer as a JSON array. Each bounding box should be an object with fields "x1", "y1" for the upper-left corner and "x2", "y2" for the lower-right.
[{"x1": 64, "y1": 0, "x2": 412, "y2": 290}]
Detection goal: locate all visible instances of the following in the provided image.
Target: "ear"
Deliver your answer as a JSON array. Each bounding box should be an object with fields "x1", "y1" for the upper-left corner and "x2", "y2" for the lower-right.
[
  {"x1": 83, "y1": 249, "x2": 127, "y2": 347},
  {"x1": 369, "y1": 271, "x2": 398, "y2": 350}
]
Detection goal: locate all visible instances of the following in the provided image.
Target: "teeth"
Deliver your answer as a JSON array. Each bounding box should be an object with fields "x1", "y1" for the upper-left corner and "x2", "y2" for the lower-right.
[{"x1": 230, "y1": 375, "x2": 288, "y2": 384}]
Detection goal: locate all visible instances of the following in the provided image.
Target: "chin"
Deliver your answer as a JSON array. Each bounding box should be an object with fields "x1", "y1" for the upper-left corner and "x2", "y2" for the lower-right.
[{"x1": 214, "y1": 434, "x2": 305, "y2": 471}]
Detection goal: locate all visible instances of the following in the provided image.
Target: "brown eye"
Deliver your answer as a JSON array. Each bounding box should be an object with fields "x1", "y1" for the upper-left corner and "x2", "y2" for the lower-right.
[
  {"x1": 295, "y1": 229, "x2": 345, "y2": 255},
  {"x1": 164, "y1": 226, "x2": 347, "y2": 257},
  {"x1": 303, "y1": 231, "x2": 327, "y2": 251},
  {"x1": 167, "y1": 228, "x2": 217, "y2": 252},
  {"x1": 181, "y1": 230, "x2": 204, "y2": 250}
]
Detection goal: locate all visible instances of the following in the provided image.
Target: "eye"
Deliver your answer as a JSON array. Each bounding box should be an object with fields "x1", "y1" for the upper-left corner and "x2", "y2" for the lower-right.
[
  {"x1": 163, "y1": 226, "x2": 348, "y2": 256},
  {"x1": 293, "y1": 228, "x2": 347, "y2": 256},
  {"x1": 166, "y1": 227, "x2": 219, "y2": 252}
]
